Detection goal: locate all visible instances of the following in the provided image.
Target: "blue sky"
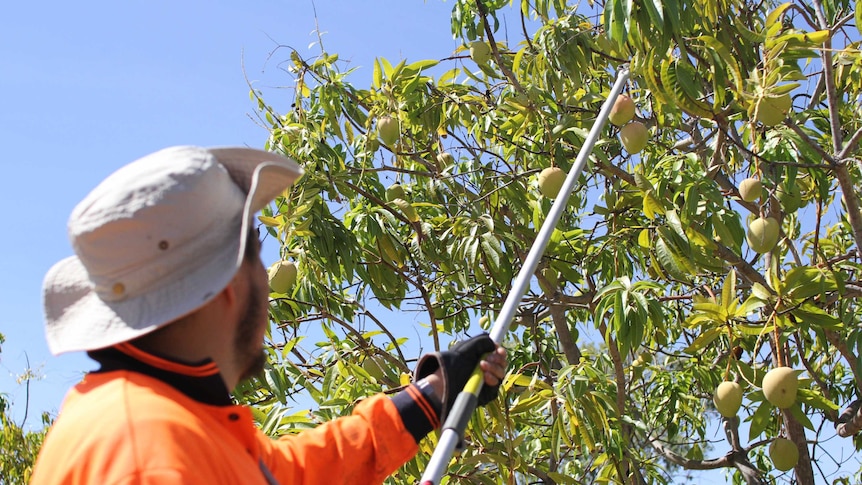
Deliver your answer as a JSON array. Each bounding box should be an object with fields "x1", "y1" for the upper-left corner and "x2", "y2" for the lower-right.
[{"x1": 0, "y1": 0, "x2": 461, "y2": 426}]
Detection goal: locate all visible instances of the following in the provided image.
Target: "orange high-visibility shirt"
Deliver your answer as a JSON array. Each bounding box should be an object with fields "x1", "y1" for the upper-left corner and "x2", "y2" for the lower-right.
[{"x1": 30, "y1": 343, "x2": 440, "y2": 485}]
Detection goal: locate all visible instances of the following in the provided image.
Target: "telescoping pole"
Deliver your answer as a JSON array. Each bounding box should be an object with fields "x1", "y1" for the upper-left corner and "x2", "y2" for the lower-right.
[{"x1": 419, "y1": 66, "x2": 631, "y2": 485}]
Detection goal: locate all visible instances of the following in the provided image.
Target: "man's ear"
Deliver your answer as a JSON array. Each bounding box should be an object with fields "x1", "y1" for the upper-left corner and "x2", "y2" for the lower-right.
[{"x1": 219, "y1": 275, "x2": 239, "y2": 308}]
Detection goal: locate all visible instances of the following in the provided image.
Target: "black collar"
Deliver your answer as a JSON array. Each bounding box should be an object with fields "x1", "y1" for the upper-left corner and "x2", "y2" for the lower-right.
[{"x1": 87, "y1": 343, "x2": 233, "y2": 406}]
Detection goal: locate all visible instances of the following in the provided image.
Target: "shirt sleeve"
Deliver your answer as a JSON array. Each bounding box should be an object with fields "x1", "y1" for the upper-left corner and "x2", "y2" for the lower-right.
[{"x1": 260, "y1": 386, "x2": 441, "y2": 485}]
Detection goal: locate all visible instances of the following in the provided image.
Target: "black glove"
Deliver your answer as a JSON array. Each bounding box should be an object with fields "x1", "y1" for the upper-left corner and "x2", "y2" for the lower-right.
[{"x1": 414, "y1": 333, "x2": 500, "y2": 422}]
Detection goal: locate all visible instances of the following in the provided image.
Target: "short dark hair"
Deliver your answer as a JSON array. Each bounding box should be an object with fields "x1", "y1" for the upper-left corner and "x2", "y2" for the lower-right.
[{"x1": 244, "y1": 227, "x2": 262, "y2": 262}]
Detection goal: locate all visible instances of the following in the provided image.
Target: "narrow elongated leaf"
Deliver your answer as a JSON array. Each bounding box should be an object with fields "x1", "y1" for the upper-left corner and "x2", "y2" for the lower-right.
[
  {"x1": 783, "y1": 266, "x2": 838, "y2": 300},
  {"x1": 643, "y1": 190, "x2": 664, "y2": 219},
  {"x1": 695, "y1": 35, "x2": 743, "y2": 90},
  {"x1": 792, "y1": 304, "x2": 842, "y2": 329},
  {"x1": 691, "y1": 301, "x2": 724, "y2": 318},
  {"x1": 736, "y1": 295, "x2": 766, "y2": 316},
  {"x1": 857, "y1": 2, "x2": 862, "y2": 39},
  {"x1": 748, "y1": 400, "x2": 773, "y2": 441},
  {"x1": 655, "y1": 237, "x2": 691, "y2": 282},
  {"x1": 751, "y1": 283, "x2": 773, "y2": 301},
  {"x1": 765, "y1": 2, "x2": 792, "y2": 29},
  {"x1": 642, "y1": 0, "x2": 664, "y2": 29},
  {"x1": 594, "y1": 279, "x2": 626, "y2": 301},
  {"x1": 797, "y1": 388, "x2": 839, "y2": 413},
  {"x1": 372, "y1": 58, "x2": 383, "y2": 89},
  {"x1": 735, "y1": 323, "x2": 774, "y2": 336},
  {"x1": 638, "y1": 228, "x2": 651, "y2": 248},
  {"x1": 406, "y1": 59, "x2": 439, "y2": 72},
  {"x1": 605, "y1": 0, "x2": 627, "y2": 45},
  {"x1": 259, "y1": 215, "x2": 282, "y2": 227},
  {"x1": 721, "y1": 270, "x2": 736, "y2": 310},
  {"x1": 789, "y1": 402, "x2": 815, "y2": 431},
  {"x1": 683, "y1": 326, "x2": 722, "y2": 354}
]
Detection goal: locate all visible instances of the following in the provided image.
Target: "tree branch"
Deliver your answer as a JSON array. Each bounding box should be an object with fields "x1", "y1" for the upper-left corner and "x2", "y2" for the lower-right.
[
  {"x1": 836, "y1": 128, "x2": 862, "y2": 160},
  {"x1": 837, "y1": 399, "x2": 862, "y2": 437},
  {"x1": 783, "y1": 119, "x2": 835, "y2": 164},
  {"x1": 713, "y1": 244, "x2": 771, "y2": 290},
  {"x1": 536, "y1": 266, "x2": 582, "y2": 365},
  {"x1": 475, "y1": 0, "x2": 527, "y2": 95},
  {"x1": 649, "y1": 416, "x2": 766, "y2": 485},
  {"x1": 810, "y1": 0, "x2": 842, "y2": 152},
  {"x1": 649, "y1": 431, "x2": 766, "y2": 485},
  {"x1": 832, "y1": 160, "x2": 862, "y2": 258},
  {"x1": 824, "y1": 329, "x2": 862, "y2": 394}
]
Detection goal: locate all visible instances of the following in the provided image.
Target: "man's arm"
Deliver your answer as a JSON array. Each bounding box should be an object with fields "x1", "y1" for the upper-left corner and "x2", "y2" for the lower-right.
[{"x1": 259, "y1": 334, "x2": 507, "y2": 485}]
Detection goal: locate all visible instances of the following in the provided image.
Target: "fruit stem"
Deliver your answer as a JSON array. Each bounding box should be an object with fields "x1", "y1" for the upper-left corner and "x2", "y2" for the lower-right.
[
  {"x1": 725, "y1": 324, "x2": 733, "y2": 381},
  {"x1": 768, "y1": 307, "x2": 785, "y2": 367}
]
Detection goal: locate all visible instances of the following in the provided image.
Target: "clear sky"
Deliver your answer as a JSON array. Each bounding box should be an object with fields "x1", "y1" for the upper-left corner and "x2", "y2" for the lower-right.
[{"x1": 0, "y1": 0, "x2": 460, "y2": 426}]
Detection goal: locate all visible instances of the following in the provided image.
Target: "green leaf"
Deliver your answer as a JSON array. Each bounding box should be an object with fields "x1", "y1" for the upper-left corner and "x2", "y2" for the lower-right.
[
  {"x1": 683, "y1": 326, "x2": 722, "y2": 354},
  {"x1": 406, "y1": 59, "x2": 439, "y2": 72},
  {"x1": 686, "y1": 313, "x2": 717, "y2": 328},
  {"x1": 751, "y1": 283, "x2": 773, "y2": 301},
  {"x1": 638, "y1": 228, "x2": 651, "y2": 248},
  {"x1": 857, "y1": 2, "x2": 862, "y2": 39},
  {"x1": 509, "y1": 389, "x2": 554, "y2": 414},
  {"x1": 695, "y1": 35, "x2": 743, "y2": 90},
  {"x1": 768, "y1": 30, "x2": 831, "y2": 50},
  {"x1": 594, "y1": 279, "x2": 626, "y2": 301},
  {"x1": 748, "y1": 400, "x2": 773, "y2": 441},
  {"x1": 674, "y1": 58, "x2": 712, "y2": 113},
  {"x1": 721, "y1": 270, "x2": 736, "y2": 310},
  {"x1": 735, "y1": 323, "x2": 774, "y2": 336},
  {"x1": 736, "y1": 295, "x2": 766, "y2": 316},
  {"x1": 782, "y1": 266, "x2": 839, "y2": 300},
  {"x1": 372, "y1": 58, "x2": 383, "y2": 89},
  {"x1": 655, "y1": 237, "x2": 691, "y2": 282},
  {"x1": 764, "y1": 2, "x2": 792, "y2": 29},
  {"x1": 797, "y1": 388, "x2": 839, "y2": 413},
  {"x1": 711, "y1": 210, "x2": 743, "y2": 250},
  {"x1": 662, "y1": 0, "x2": 680, "y2": 33},
  {"x1": 547, "y1": 472, "x2": 582, "y2": 485},
  {"x1": 258, "y1": 215, "x2": 282, "y2": 227},
  {"x1": 789, "y1": 402, "x2": 815, "y2": 431},
  {"x1": 691, "y1": 299, "x2": 724, "y2": 319},
  {"x1": 605, "y1": 0, "x2": 628, "y2": 45},
  {"x1": 791, "y1": 303, "x2": 842, "y2": 329},
  {"x1": 643, "y1": 190, "x2": 664, "y2": 219},
  {"x1": 633, "y1": 171, "x2": 656, "y2": 192},
  {"x1": 642, "y1": 0, "x2": 664, "y2": 29},
  {"x1": 659, "y1": 224, "x2": 695, "y2": 269}
]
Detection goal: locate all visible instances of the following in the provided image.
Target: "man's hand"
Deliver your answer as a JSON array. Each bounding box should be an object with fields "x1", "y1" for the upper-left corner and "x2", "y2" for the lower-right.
[{"x1": 415, "y1": 334, "x2": 508, "y2": 422}]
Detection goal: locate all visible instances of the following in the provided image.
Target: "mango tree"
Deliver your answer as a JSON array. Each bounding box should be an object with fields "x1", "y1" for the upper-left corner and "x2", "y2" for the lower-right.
[
  {"x1": 0, "y1": 334, "x2": 51, "y2": 484},
  {"x1": 237, "y1": 0, "x2": 862, "y2": 483}
]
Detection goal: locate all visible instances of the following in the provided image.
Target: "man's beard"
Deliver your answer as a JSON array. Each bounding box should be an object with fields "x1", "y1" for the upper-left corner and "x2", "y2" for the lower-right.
[{"x1": 234, "y1": 275, "x2": 268, "y2": 383}]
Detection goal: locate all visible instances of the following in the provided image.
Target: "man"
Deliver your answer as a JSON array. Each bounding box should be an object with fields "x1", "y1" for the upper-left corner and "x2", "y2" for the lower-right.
[{"x1": 31, "y1": 146, "x2": 507, "y2": 484}]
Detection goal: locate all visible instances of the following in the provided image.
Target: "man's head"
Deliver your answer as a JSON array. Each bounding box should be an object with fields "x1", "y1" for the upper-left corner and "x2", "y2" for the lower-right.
[{"x1": 42, "y1": 146, "x2": 302, "y2": 356}]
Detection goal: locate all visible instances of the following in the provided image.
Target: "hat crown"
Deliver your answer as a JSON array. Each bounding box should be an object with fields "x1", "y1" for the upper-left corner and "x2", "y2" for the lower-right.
[
  {"x1": 68, "y1": 146, "x2": 245, "y2": 301},
  {"x1": 43, "y1": 145, "x2": 303, "y2": 355}
]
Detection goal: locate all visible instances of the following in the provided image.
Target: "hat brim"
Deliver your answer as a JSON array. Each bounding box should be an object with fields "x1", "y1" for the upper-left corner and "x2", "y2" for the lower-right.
[
  {"x1": 44, "y1": 232, "x2": 240, "y2": 354},
  {"x1": 210, "y1": 148, "x2": 303, "y2": 267},
  {"x1": 210, "y1": 147, "x2": 303, "y2": 216},
  {"x1": 43, "y1": 147, "x2": 303, "y2": 355}
]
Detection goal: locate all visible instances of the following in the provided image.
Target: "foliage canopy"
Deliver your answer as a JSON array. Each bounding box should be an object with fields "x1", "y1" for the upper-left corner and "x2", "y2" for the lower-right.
[{"x1": 241, "y1": 0, "x2": 862, "y2": 483}]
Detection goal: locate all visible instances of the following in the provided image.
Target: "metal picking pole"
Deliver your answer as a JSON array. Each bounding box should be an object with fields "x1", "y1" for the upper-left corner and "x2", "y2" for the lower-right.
[{"x1": 419, "y1": 66, "x2": 631, "y2": 485}]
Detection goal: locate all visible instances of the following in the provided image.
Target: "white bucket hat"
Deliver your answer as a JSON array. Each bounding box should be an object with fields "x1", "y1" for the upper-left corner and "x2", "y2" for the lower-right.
[{"x1": 42, "y1": 145, "x2": 303, "y2": 355}]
